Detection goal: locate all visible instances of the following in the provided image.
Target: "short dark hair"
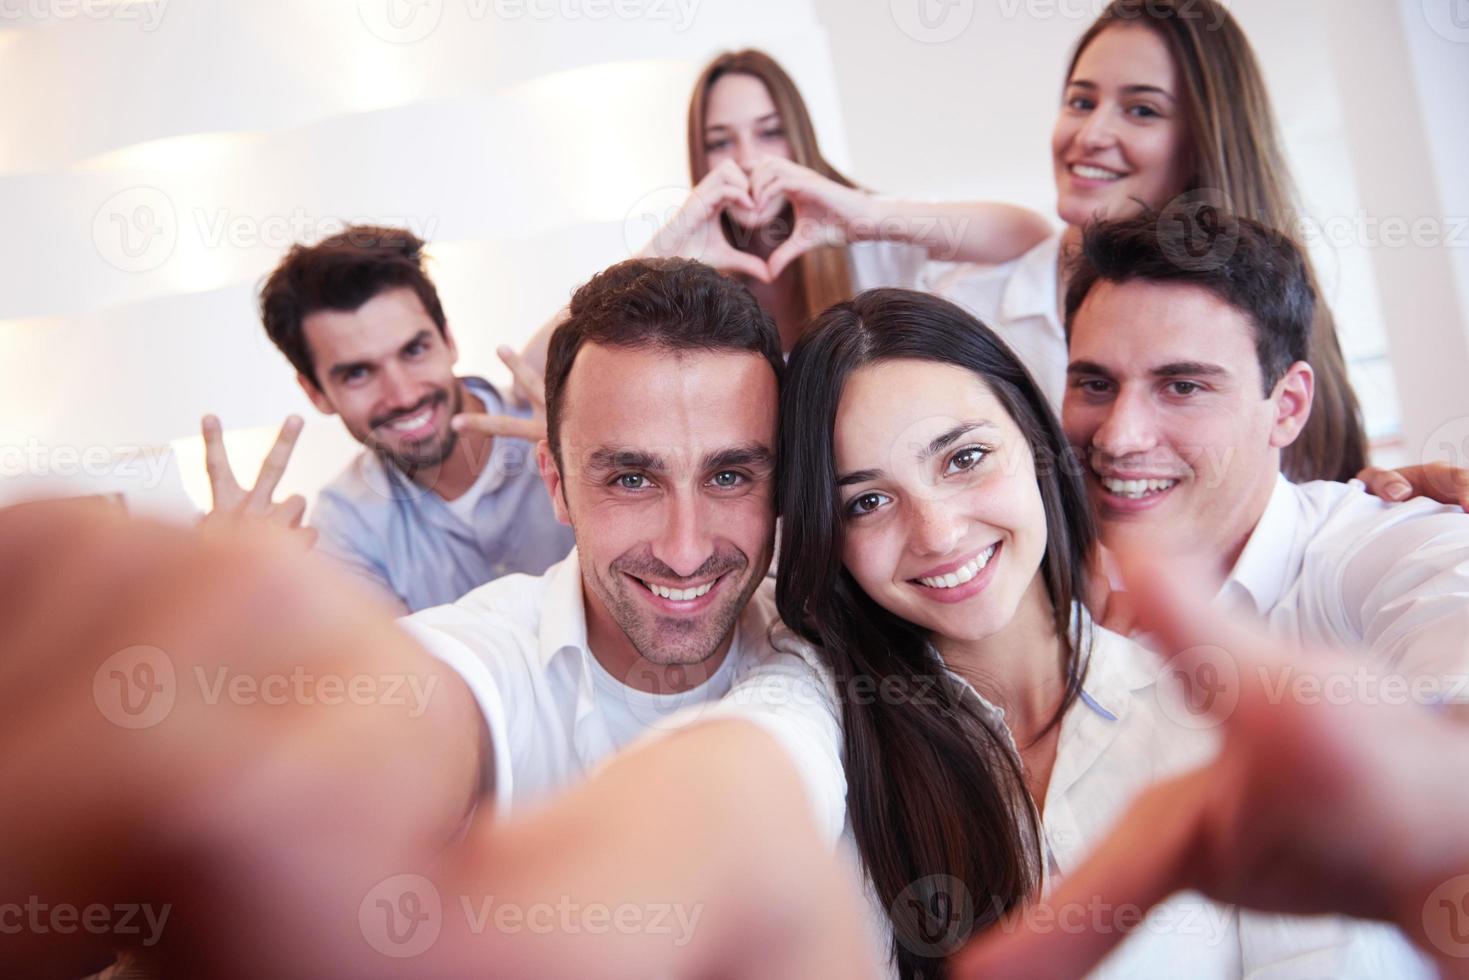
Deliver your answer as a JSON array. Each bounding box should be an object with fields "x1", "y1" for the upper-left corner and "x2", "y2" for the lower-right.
[
  {"x1": 1064, "y1": 212, "x2": 1316, "y2": 394},
  {"x1": 259, "y1": 225, "x2": 448, "y2": 387},
  {"x1": 544, "y1": 258, "x2": 783, "y2": 462}
]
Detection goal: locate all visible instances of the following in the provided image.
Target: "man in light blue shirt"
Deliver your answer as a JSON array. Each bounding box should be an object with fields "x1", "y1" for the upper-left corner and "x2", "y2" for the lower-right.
[{"x1": 229, "y1": 225, "x2": 572, "y2": 612}]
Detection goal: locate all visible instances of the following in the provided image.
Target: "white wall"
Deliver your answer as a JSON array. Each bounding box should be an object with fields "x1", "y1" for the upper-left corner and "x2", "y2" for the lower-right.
[{"x1": 3, "y1": 0, "x2": 1466, "y2": 513}]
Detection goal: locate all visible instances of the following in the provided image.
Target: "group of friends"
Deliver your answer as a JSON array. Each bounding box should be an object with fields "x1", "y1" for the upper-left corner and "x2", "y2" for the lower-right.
[{"x1": 7, "y1": 1, "x2": 1469, "y2": 978}]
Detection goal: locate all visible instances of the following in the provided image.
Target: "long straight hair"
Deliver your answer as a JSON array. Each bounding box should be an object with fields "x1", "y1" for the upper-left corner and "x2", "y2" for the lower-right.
[
  {"x1": 777, "y1": 288, "x2": 1097, "y2": 979},
  {"x1": 686, "y1": 49, "x2": 856, "y2": 323},
  {"x1": 1066, "y1": 0, "x2": 1367, "y2": 482}
]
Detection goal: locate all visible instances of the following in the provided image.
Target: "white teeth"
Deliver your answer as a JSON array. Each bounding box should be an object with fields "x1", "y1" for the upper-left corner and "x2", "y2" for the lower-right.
[
  {"x1": 1100, "y1": 477, "x2": 1179, "y2": 499},
  {"x1": 1072, "y1": 164, "x2": 1123, "y2": 181},
  {"x1": 643, "y1": 579, "x2": 715, "y2": 602},
  {"x1": 917, "y1": 544, "x2": 998, "y2": 590},
  {"x1": 388, "y1": 408, "x2": 432, "y2": 431}
]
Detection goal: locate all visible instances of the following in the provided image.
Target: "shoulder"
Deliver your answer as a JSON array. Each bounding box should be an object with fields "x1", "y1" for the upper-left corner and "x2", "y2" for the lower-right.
[
  {"x1": 1294, "y1": 479, "x2": 1469, "y2": 562},
  {"x1": 400, "y1": 564, "x2": 559, "y2": 673}
]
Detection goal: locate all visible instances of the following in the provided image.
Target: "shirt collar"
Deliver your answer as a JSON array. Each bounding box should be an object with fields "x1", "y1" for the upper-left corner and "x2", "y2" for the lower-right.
[
  {"x1": 537, "y1": 547, "x2": 592, "y2": 670},
  {"x1": 998, "y1": 233, "x2": 1064, "y2": 335},
  {"x1": 1220, "y1": 473, "x2": 1298, "y2": 615}
]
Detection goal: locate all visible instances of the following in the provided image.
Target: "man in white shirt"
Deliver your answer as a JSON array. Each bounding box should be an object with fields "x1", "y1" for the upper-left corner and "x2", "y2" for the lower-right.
[
  {"x1": 403, "y1": 255, "x2": 789, "y2": 812},
  {"x1": 1060, "y1": 213, "x2": 1469, "y2": 701}
]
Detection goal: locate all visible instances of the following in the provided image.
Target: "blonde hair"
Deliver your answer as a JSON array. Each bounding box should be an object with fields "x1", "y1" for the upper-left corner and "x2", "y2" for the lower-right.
[
  {"x1": 1069, "y1": 0, "x2": 1368, "y2": 481},
  {"x1": 687, "y1": 49, "x2": 856, "y2": 324}
]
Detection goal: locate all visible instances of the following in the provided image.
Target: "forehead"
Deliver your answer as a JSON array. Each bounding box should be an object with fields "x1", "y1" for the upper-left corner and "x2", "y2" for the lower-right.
[
  {"x1": 560, "y1": 344, "x2": 777, "y2": 463},
  {"x1": 705, "y1": 73, "x2": 778, "y2": 126},
  {"x1": 1071, "y1": 23, "x2": 1178, "y2": 89},
  {"x1": 835, "y1": 359, "x2": 1015, "y2": 467},
  {"x1": 301, "y1": 286, "x2": 436, "y2": 365},
  {"x1": 1070, "y1": 279, "x2": 1259, "y2": 375}
]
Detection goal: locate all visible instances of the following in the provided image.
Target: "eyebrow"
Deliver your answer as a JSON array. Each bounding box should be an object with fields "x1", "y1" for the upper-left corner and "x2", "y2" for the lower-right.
[
  {"x1": 705, "y1": 113, "x2": 780, "y2": 133},
  {"x1": 835, "y1": 421, "x2": 997, "y2": 487},
  {"x1": 704, "y1": 445, "x2": 774, "y2": 470},
  {"x1": 327, "y1": 329, "x2": 432, "y2": 382},
  {"x1": 1068, "y1": 360, "x2": 1230, "y2": 379},
  {"x1": 586, "y1": 448, "x2": 665, "y2": 473},
  {"x1": 1066, "y1": 79, "x2": 1177, "y2": 102}
]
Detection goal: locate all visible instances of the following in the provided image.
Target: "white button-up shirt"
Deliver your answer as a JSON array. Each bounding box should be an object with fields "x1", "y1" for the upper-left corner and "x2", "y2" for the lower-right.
[
  {"x1": 1220, "y1": 476, "x2": 1469, "y2": 696},
  {"x1": 931, "y1": 233, "x2": 1070, "y2": 410},
  {"x1": 845, "y1": 236, "x2": 1071, "y2": 411},
  {"x1": 689, "y1": 611, "x2": 1431, "y2": 978},
  {"x1": 400, "y1": 548, "x2": 784, "y2": 813}
]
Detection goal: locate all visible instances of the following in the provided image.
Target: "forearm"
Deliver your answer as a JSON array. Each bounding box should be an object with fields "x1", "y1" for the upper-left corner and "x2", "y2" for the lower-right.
[
  {"x1": 865, "y1": 198, "x2": 1052, "y2": 263},
  {"x1": 433, "y1": 720, "x2": 874, "y2": 980}
]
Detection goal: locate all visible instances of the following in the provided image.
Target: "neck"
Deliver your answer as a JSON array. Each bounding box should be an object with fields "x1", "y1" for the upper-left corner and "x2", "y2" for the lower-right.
[
  {"x1": 935, "y1": 576, "x2": 1070, "y2": 743},
  {"x1": 581, "y1": 578, "x2": 735, "y2": 696}
]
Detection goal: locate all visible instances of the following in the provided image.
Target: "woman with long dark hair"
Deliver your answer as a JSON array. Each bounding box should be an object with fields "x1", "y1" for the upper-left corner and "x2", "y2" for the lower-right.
[{"x1": 732, "y1": 288, "x2": 1427, "y2": 978}]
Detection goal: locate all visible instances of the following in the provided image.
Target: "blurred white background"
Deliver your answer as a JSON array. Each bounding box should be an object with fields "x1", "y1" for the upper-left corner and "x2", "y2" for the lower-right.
[{"x1": 2, "y1": 0, "x2": 1466, "y2": 514}]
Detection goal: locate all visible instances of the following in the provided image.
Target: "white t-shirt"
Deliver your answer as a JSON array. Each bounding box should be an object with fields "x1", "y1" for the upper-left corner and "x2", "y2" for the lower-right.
[{"x1": 400, "y1": 547, "x2": 784, "y2": 814}]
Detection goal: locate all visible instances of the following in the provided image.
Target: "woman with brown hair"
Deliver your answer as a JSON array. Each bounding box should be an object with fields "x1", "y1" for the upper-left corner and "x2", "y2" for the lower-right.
[
  {"x1": 939, "y1": 0, "x2": 1367, "y2": 482},
  {"x1": 642, "y1": 48, "x2": 1053, "y2": 351}
]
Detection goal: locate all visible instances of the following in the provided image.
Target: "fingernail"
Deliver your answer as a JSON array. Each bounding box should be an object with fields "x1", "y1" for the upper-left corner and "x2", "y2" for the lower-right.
[
  {"x1": 498, "y1": 345, "x2": 514, "y2": 358},
  {"x1": 1389, "y1": 482, "x2": 1410, "y2": 500}
]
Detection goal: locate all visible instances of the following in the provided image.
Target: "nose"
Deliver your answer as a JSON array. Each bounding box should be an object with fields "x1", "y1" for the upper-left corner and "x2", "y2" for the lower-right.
[
  {"x1": 650, "y1": 490, "x2": 715, "y2": 579},
  {"x1": 379, "y1": 362, "x2": 419, "y2": 411},
  {"x1": 733, "y1": 134, "x2": 761, "y2": 175},
  {"x1": 1076, "y1": 106, "x2": 1118, "y2": 153},
  {"x1": 1091, "y1": 385, "x2": 1159, "y2": 461},
  {"x1": 907, "y1": 495, "x2": 966, "y2": 559}
]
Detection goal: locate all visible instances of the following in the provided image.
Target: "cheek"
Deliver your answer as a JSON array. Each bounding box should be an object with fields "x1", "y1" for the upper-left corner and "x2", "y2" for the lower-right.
[
  {"x1": 1051, "y1": 115, "x2": 1075, "y2": 162},
  {"x1": 841, "y1": 525, "x2": 899, "y2": 596},
  {"x1": 1130, "y1": 126, "x2": 1191, "y2": 202}
]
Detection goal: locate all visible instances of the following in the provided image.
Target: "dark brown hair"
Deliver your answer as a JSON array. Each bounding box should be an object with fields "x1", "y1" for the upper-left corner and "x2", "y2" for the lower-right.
[
  {"x1": 1065, "y1": 212, "x2": 1315, "y2": 394},
  {"x1": 1067, "y1": 0, "x2": 1367, "y2": 480},
  {"x1": 259, "y1": 225, "x2": 447, "y2": 388},
  {"x1": 687, "y1": 49, "x2": 858, "y2": 323},
  {"x1": 778, "y1": 289, "x2": 1095, "y2": 979},
  {"x1": 544, "y1": 258, "x2": 783, "y2": 464}
]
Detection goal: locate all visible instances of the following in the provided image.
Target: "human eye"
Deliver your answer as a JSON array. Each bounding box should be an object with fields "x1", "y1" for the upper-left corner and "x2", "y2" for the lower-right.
[
  {"x1": 1072, "y1": 376, "x2": 1114, "y2": 398},
  {"x1": 614, "y1": 473, "x2": 650, "y2": 491},
  {"x1": 845, "y1": 491, "x2": 890, "y2": 519},
  {"x1": 1166, "y1": 380, "x2": 1203, "y2": 397},
  {"x1": 404, "y1": 339, "x2": 429, "y2": 357},
  {"x1": 759, "y1": 126, "x2": 786, "y2": 140},
  {"x1": 342, "y1": 366, "x2": 370, "y2": 384},
  {"x1": 1065, "y1": 94, "x2": 1095, "y2": 111},
  {"x1": 945, "y1": 445, "x2": 990, "y2": 476},
  {"x1": 1127, "y1": 103, "x2": 1162, "y2": 119},
  {"x1": 708, "y1": 470, "x2": 747, "y2": 489}
]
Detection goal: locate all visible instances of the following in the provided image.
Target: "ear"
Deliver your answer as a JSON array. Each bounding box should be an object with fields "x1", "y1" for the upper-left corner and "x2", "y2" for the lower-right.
[
  {"x1": 1267, "y1": 361, "x2": 1314, "y2": 449},
  {"x1": 537, "y1": 439, "x2": 571, "y2": 527},
  {"x1": 297, "y1": 372, "x2": 336, "y2": 416}
]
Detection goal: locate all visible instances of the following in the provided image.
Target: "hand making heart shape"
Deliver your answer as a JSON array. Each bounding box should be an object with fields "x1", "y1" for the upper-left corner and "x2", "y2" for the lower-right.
[{"x1": 637, "y1": 157, "x2": 878, "y2": 283}]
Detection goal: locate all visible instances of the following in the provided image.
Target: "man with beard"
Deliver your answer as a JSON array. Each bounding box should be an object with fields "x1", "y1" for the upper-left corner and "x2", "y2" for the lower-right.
[
  {"x1": 402, "y1": 255, "x2": 791, "y2": 810},
  {"x1": 207, "y1": 225, "x2": 573, "y2": 613}
]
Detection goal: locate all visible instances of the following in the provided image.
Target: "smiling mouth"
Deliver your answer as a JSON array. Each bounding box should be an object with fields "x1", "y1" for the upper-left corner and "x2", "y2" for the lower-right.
[
  {"x1": 1097, "y1": 475, "x2": 1180, "y2": 500},
  {"x1": 632, "y1": 574, "x2": 722, "y2": 604},
  {"x1": 1070, "y1": 163, "x2": 1126, "y2": 182},
  {"x1": 912, "y1": 543, "x2": 999, "y2": 590}
]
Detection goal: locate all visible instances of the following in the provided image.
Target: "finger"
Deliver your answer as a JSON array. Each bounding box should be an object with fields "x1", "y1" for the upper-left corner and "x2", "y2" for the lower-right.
[
  {"x1": 714, "y1": 246, "x2": 773, "y2": 284},
  {"x1": 247, "y1": 415, "x2": 304, "y2": 512},
  {"x1": 201, "y1": 415, "x2": 243, "y2": 505},
  {"x1": 767, "y1": 232, "x2": 815, "y2": 281},
  {"x1": 951, "y1": 772, "x2": 1210, "y2": 980},
  {"x1": 497, "y1": 346, "x2": 545, "y2": 410},
  {"x1": 1357, "y1": 466, "x2": 1412, "y2": 502},
  {"x1": 269, "y1": 494, "x2": 307, "y2": 530},
  {"x1": 715, "y1": 170, "x2": 757, "y2": 212},
  {"x1": 452, "y1": 413, "x2": 546, "y2": 443}
]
